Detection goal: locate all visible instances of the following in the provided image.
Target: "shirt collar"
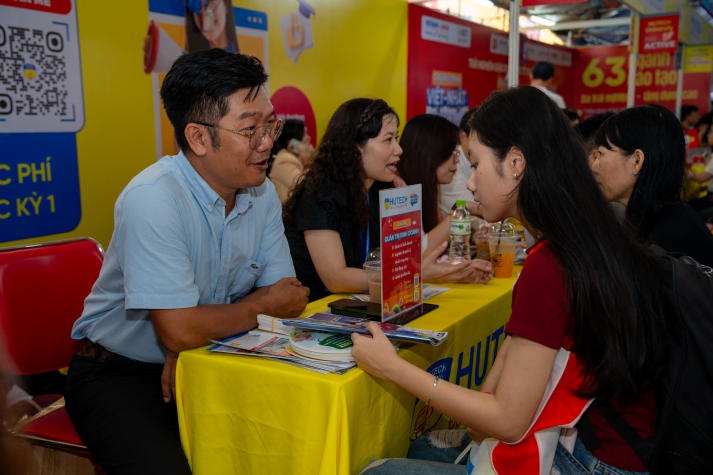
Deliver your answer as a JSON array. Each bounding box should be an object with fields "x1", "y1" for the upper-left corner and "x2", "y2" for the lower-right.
[
  {"x1": 176, "y1": 151, "x2": 222, "y2": 209},
  {"x1": 176, "y1": 151, "x2": 257, "y2": 215}
]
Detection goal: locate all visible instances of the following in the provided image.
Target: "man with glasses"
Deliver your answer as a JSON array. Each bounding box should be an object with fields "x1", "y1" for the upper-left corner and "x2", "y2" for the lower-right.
[{"x1": 65, "y1": 49, "x2": 309, "y2": 474}]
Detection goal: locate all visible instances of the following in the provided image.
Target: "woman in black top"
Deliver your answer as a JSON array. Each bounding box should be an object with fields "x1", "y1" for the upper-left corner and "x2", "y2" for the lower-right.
[
  {"x1": 590, "y1": 104, "x2": 713, "y2": 266},
  {"x1": 283, "y1": 98, "x2": 403, "y2": 301}
]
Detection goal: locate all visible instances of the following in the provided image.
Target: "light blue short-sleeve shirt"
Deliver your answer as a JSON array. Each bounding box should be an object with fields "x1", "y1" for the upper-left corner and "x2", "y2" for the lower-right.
[{"x1": 72, "y1": 152, "x2": 295, "y2": 363}]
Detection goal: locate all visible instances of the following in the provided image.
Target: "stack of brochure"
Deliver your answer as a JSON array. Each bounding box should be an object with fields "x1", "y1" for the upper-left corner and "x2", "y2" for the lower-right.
[
  {"x1": 288, "y1": 330, "x2": 355, "y2": 362},
  {"x1": 258, "y1": 312, "x2": 448, "y2": 346},
  {"x1": 209, "y1": 311, "x2": 448, "y2": 374},
  {"x1": 208, "y1": 330, "x2": 356, "y2": 374}
]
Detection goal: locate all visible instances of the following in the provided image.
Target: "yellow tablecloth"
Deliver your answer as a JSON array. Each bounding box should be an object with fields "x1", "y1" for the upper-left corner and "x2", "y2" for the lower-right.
[{"x1": 176, "y1": 273, "x2": 518, "y2": 475}]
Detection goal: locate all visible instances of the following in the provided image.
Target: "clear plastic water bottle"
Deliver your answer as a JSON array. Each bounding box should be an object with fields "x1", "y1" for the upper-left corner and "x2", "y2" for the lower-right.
[{"x1": 449, "y1": 200, "x2": 471, "y2": 263}]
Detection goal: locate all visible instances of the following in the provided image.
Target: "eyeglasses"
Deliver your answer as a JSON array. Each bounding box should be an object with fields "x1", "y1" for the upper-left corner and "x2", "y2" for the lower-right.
[{"x1": 195, "y1": 119, "x2": 284, "y2": 150}]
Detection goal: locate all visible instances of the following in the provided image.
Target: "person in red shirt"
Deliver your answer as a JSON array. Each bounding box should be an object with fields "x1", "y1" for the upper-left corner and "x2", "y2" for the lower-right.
[
  {"x1": 352, "y1": 86, "x2": 670, "y2": 474},
  {"x1": 680, "y1": 104, "x2": 700, "y2": 150}
]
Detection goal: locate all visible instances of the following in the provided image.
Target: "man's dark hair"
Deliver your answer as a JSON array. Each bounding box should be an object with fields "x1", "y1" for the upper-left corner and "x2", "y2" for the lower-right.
[
  {"x1": 680, "y1": 105, "x2": 700, "y2": 123},
  {"x1": 531, "y1": 61, "x2": 555, "y2": 81},
  {"x1": 160, "y1": 48, "x2": 268, "y2": 152}
]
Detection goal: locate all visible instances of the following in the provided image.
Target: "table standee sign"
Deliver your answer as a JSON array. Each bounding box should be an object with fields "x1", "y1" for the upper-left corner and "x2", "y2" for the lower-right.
[{"x1": 378, "y1": 184, "x2": 424, "y2": 322}]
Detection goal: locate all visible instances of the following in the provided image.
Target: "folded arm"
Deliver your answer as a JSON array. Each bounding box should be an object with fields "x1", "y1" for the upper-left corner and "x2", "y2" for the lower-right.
[{"x1": 151, "y1": 277, "x2": 309, "y2": 353}]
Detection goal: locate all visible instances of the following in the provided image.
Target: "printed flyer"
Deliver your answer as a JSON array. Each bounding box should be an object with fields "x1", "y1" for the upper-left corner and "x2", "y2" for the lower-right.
[{"x1": 378, "y1": 184, "x2": 422, "y2": 321}]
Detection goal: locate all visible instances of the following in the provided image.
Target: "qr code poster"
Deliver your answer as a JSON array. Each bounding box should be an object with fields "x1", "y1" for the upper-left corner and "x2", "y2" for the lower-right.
[
  {"x1": 0, "y1": 0, "x2": 83, "y2": 242},
  {"x1": 0, "y1": 0, "x2": 84, "y2": 133}
]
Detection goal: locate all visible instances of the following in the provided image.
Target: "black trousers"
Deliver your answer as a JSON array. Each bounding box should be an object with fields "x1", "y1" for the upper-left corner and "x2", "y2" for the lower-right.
[{"x1": 65, "y1": 343, "x2": 191, "y2": 475}]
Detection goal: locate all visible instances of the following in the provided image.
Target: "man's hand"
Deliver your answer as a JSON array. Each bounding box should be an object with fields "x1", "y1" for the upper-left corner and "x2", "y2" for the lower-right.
[
  {"x1": 262, "y1": 277, "x2": 310, "y2": 318},
  {"x1": 161, "y1": 351, "x2": 178, "y2": 403}
]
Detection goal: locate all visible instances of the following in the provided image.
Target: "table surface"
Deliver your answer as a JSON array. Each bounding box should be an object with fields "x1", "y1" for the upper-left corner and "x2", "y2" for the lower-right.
[{"x1": 176, "y1": 273, "x2": 518, "y2": 475}]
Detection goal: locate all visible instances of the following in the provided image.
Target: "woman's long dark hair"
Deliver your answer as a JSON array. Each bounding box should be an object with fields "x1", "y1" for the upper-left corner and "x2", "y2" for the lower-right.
[
  {"x1": 595, "y1": 104, "x2": 686, "y2": 239},
  {"x1": 284, "y1": 99, "x2": 398, "y2": 247},
  {"x1": 471, "y1": 86, "x2": 669, "y2": 402},
  {"x1": 398, "y1": 114, "x2": 459, "y2": 232}
]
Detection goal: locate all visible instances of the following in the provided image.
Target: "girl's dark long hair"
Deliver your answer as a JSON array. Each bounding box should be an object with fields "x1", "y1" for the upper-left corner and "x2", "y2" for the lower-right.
[
  {"x1": 284, "y1": 99, "x2": 398, "y2": 246},
  {"x1": 594, "y1": 104, "x2": 686, "y2": 239},
  {"x1": 471, "y1": 86, "x2": 669, "y2": 402},
  {"x1": 398, "y1": 114, "x2": 459, "y2": 232}
]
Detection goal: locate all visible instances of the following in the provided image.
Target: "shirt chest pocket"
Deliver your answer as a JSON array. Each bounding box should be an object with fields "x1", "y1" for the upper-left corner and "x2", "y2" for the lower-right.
[{"x1": 229, "y1": 260, "x2": 266, "y2": 301}]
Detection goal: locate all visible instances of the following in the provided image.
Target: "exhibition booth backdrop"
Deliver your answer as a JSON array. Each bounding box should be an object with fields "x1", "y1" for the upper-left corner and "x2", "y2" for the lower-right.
[{"x1": 1, "y1": 0, "x2": 711, "y2": 246}]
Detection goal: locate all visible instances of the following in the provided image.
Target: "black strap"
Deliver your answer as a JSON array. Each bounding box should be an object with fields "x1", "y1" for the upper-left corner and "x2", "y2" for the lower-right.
[
  {"x1": 594, "y1": 400, "x2": 651, "y2": 466},
  {"x1": 576, "y1": 408, "x2": 599, "y2": 450}
]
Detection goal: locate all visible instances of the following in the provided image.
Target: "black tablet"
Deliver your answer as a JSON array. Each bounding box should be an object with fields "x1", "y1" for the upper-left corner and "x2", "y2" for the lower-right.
[{"x1": 327, "y1": 298, "x2": 438, "y2": 325}]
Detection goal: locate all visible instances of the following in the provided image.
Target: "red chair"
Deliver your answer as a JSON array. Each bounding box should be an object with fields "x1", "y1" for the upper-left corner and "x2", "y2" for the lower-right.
[{"x1": 0, "y1": 237, "x2": 103, "y2": 453}]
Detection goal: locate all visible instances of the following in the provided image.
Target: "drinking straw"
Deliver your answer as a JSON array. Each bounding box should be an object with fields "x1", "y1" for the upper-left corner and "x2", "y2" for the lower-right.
[{"x1": 496, "y1": 220, "x2": 504, "y2": 252}]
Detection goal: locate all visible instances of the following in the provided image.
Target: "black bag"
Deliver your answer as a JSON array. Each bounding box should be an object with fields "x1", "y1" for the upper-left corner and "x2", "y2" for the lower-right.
[{"x1": 582, "y1": 247, "x2": 713, "y2": 474}]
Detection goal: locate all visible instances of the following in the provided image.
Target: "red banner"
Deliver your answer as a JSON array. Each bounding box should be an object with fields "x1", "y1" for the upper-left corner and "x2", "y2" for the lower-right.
[
  {"x1": 406, "y1": 3, "x2": 708, "y2": 122},
  {"x1": 571, "y1": 45, "x2": 710, "y2": 118},
  {"x1": 407, "y1": 3, "x2": 573, "y2": 120},
  {"x1": 0, "y1": 0, "x2": 72, "y2": 15},
  {"x1": 638, "y1": 14, "x2": 679, "y2": 54},
  {"x1": 571, "y1": 45, "x2": 629, "y2": 117}
]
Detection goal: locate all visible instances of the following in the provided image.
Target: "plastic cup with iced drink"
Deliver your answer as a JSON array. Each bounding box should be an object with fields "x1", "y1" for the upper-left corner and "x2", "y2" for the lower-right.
[{"x1": 363, "y1": 248, "x2": 381, "y2": 303}]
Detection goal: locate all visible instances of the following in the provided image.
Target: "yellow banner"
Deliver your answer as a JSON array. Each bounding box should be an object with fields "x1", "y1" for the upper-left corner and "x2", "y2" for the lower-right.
[{"x1": 683, "y1": 45, "x2": 713, "y2": 73}]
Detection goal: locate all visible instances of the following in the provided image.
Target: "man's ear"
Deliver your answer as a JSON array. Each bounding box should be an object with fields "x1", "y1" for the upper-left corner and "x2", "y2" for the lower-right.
[{"x1": 185, "y1": 123, "x2": 210, "y2": 156}]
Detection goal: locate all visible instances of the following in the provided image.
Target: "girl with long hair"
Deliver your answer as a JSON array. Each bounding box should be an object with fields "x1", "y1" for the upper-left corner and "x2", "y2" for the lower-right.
[
  {"x1": 398, "y1": 113, "x2": 460, "y2": 233},
  {"x1": 352, "y1": 86, "x2": 670, "y2": 474}
]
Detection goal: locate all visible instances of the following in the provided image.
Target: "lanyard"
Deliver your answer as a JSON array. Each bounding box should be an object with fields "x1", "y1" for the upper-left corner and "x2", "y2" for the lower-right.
[{"x1": 359, "y1": 194, "x2": 370, "y2": 264}]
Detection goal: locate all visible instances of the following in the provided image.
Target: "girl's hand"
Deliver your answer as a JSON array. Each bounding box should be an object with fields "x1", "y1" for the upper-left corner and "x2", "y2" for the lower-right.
[
  {"x1": 468, "y1": 258, "x2": 493, "y2": 283},
  {"x1": 392, "y1": 173, "x2": 407, "y2": 188},
  {"x1": 422, "y1": 242, "x2": 492, "y2": 284},
  {"x1": 351, "y1": 322, "x2": 400, "y2": 380}
]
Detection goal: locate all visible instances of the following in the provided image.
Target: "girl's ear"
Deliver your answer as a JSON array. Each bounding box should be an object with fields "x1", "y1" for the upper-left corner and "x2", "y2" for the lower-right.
[
  {"x1": 631, "y1": 149, "x2": 645, "y2": 176},
  {"x1": 507, "y1": 146, "x2": 526, "y2": 180}
]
